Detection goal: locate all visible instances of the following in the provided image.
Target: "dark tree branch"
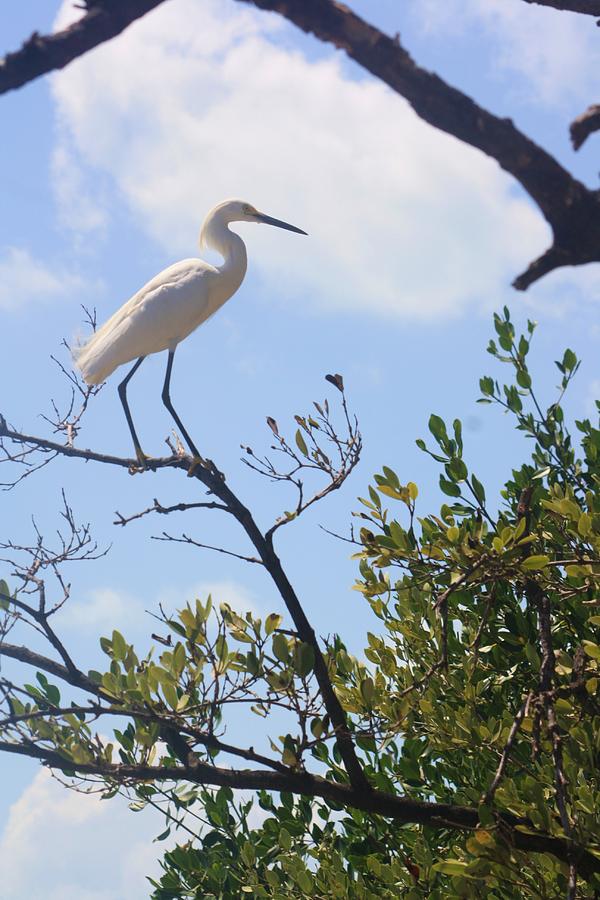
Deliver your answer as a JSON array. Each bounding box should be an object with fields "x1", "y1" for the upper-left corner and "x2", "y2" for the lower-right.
[
  {"x1": 0, "y1": 737, "x2": 598, "y2": 880},
  {"x1": 484, "y1": 691, "x2": 533, "y2": 803},
  {"x1": 114, "y1": 497, "x2": 229, "y2": 527},
  {"x1": 0, "y1": 0, "x2": 168, "y2": 97},
  {"x1": 3, "y1": 0, "x2": 600, "y2": 288},
  {"x1": 236, "y1": 0, "x2": 600, "y2": 288},
  {"x1": 0, "y1": 641, "x2": 104, "y2": 698},
  {"x1": 1, "y1": 626, "x2": 598, "y2": 880},
  {"x1": 570, "y1": 104, "x2": 600, "y2": 151},
  {"x1": 0, "y1": 642, "x2": 291, "y2": 773},
  {"x1": 520, "y1": 0, "x2": 600, "y2": 13},
  {"x1": 152, "y1": 531, "x2": 264, "y2": 565},
  {"x1": 0, "y1": 417, "x2": 369, "y2": 792}
]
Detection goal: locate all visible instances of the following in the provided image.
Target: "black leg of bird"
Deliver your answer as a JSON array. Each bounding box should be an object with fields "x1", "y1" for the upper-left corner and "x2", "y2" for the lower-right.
[
  {"x1": 117, "y1": 356, "x2": 146, "y2": 463},
  {"x1": 161, "y1": 350, "x2": 201, "y2": 459}
]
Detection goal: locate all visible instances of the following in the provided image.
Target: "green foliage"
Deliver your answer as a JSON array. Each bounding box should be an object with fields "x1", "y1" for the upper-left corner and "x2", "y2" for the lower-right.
[
  {"x1": 150, "y1": 311, "x2": 600, "y2": 897},
  {"x1": 2, "y1": 309, "x2": 600, "y2": 897}
]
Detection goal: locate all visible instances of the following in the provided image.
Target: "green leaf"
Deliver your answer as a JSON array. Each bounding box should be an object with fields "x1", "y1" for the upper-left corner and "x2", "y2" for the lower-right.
[
  {"x1": 382, "y1": 465, "x2": 400, "y2": 489},
  {"x1": 578, "y1": 512, "x2": 592, "y2": 537},
  {"x1": 562, "y1": 348, "x2": 577, "y2": 372},
  {"x1": 478, "y1": 803, "x2": 496, "y2": 828},
  {"x1": 0, "y1": 579, "x2": 10, "y2": 609},
  {"x1": 407, "y1": 481, "x2": 418, "y2": 500},
  {"x1": 471, "y1": 474, "x2": 486, "y2": 505},
  {"x1": 295, "y1": 429, "x2": 308, "y2": 457},
  {"x1": 360, "y1": 676, "x2": 375, "y2": 706},
  {"x1": 162, "y1": 682, "x2": 179, "y2": 710},
  {"x1": 432, "y1": 860, "x2": 468, "y2": 876},
  {"x1": 293, "y1": 642, "x2": 315, "y2": 678},
  {"x1": 521, "y1": 555, "x2": 550, "y2": 570},
  {"x1": 479, "y1": 376, "x2": 494, "y2": 397},
  {"x1": 448, "y1": 458, "x2": 468, "y2": 482},
  {"x1": 310, "y1": 718, "x2": 324, "y2": 739},
  {"x1": 112, "y1": 630, "x2": 127, "y2": 661},
  {"x1": 265, "y1": 613, "x2": 282, "y2": 636},
  {"x1": 272, "y1": 633, "x2": 290, "y2": 663},
  {"x1": 428, "y1": 414, "x2": 448, "y2": 446},
  {"x1": 279, "y1": 827, "x2": 292, "y2": 850},
  {"x1": 582, "y1": 641, "x2": 600, "y2": 661},
  {"x1": 439, "y1": 476, "x2": 461, "y2": 497}
]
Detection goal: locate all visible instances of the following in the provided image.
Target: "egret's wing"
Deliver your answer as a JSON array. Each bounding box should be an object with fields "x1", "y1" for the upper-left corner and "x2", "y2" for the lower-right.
[{"x1": 76, "y1": 259, "x2": 215, "y2": 384}]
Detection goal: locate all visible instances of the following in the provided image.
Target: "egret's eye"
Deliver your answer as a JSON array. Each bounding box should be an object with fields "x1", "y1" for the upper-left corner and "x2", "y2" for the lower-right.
[{"x1": 244, "y1": 205, "x2": 256, "y2": 216}]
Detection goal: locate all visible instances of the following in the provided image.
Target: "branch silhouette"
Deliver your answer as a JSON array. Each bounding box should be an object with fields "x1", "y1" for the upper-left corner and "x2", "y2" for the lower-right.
[
  {"x1": 237, "y1": 0, "x2": 600, "y2": 288},
  {"x1": 0, "y1": 388, "x2": 369, "y2": 792},
  {"x1": 0, "y1": 0, "x2": 168, "y2": 96},
  {"x1": 3, "y1": 0, "x2": 600, "y2": 288}
]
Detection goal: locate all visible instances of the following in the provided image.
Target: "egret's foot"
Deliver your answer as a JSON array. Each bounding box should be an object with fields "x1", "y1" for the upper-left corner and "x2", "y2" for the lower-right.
[{"x1": 128, "y1": 448, "x2": 152, "y2": 474}]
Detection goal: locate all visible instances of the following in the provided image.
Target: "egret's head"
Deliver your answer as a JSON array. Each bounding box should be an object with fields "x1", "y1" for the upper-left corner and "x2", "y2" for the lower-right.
[{"x1": 201, "y1": 199, "x2": 307, "y2": 246}]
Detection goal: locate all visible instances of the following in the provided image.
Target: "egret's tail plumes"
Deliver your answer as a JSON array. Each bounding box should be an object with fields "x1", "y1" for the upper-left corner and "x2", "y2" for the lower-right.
[
  {"x1": 74, "y1": 303, "x2": 137, "y2": 385},
  {"x1": 74, "y1": 334, "x2": 114, "y2": 386}
]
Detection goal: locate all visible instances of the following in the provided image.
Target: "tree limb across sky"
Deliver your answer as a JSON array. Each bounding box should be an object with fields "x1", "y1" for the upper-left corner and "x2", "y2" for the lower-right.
[
  {"x1": 0, "y1": 0, "x2": 167, "y2": 95},
  {"x1": 2, "y1": 0, "x2": 600, "y2": 288},
  {"x1": 520, "y1": 0, "x2": 600, "y2": 13}
]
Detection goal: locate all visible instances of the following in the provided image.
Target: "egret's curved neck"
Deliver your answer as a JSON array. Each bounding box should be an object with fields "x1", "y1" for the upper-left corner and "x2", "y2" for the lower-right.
[{"x1": 203, "y1": 217, "x2": 247, "y2": 291}]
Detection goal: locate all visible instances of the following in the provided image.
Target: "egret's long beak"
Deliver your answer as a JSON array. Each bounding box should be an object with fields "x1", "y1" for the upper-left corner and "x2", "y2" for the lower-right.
[{"x1": 255, "y1": 212, "x2": 307, "y2": 235}]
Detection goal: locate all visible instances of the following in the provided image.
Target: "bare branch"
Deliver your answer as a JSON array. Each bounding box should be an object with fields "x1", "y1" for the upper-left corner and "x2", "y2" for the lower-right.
[
  {"x1": 570, "y1": 103, "x2": 600, "y2": 151},
  {"x1": 114, "y1": 497, "x2": 229, "y2": 527},
  {"x1": 237, "y1": 0, "x2": 600, "y2": 288},
  {"x1": 243, "y1": 384, "x2": 361, "y2": 540},
  {"x1": 0, "y1": 0, "x2": 168, "y2": 97},
  {"x1": 0, "y1": 642, "x2": 104, "y2": 698},
  {"x1": 153, "y1": 531, "x2": 264, "y2": 566},
  {"x1": 484, "y1": 691, "x2": 534, "y2": 803},
  {"x1": 520, "y1": 0, "x2": 600, "y2": 13},
  {"x1": 0, "y1": 412, "x2": 369, "y2": 790},
  {"x1": 0, "y1": 703, "x2": 289, "y2": 774}
]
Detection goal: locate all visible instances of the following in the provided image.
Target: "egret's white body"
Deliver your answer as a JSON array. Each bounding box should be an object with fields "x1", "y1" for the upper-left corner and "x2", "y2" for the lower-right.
[{"x1": 75, "y1": 199, "x2": 306, "y2": 461}]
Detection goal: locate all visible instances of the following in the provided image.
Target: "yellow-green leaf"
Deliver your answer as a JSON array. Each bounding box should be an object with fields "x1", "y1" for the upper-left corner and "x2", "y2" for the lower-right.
[
  {"x1": 295, "y1": 429, "x2": 308, "y2": 457},
  {"x1": 521, "y1": 555, "x2": 550, "y2": 570},
  {"x1": 578, "y1": 512, "x2": 592, "y2": 537},
  {"x1": 407, "y1": 481, "x2": 418, "y2": 500},
  {"x1": 265, "y1": 613, "x2": 282, "y2": 636},
  {"x1": 582, "y1": 640, "x2": 600, "y2": 661}
]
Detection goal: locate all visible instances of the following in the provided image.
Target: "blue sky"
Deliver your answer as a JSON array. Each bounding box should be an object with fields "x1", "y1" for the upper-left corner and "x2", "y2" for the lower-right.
[{"x1": 1, "y1": 1, "x2": 600, "y2": 896}]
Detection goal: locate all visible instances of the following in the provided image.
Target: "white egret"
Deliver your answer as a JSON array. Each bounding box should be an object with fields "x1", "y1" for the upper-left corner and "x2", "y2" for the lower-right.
[{"x1": 75, "y1": 199, "x2": 306, "y2": 463}]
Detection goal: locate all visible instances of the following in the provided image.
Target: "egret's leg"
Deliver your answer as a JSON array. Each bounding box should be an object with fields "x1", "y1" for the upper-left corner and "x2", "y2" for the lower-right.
[
  {"x1": 161, "y1": 350, "x2": 201, "y2": 458},
  {"x1": 117, "y1": 356, "x2": 146, "y2": 463}
]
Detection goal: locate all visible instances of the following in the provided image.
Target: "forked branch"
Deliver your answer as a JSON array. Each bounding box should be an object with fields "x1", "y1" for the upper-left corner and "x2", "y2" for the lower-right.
[
  {"x1": 238, "y1": 0, "x2": 600, "y2": 288},
  {"x1": 0, "y1": 399, "x2": 369, "y2": 791}
]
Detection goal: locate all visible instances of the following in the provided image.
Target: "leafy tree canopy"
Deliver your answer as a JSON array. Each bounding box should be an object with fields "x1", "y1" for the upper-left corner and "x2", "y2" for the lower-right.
[{"x1": 1, "y1": 309, "x2": 600, "y2": 898}]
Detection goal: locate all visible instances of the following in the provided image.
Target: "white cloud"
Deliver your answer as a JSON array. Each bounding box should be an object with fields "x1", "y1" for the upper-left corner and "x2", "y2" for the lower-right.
[
  {"x1": 51, "y1": 142, "x2": 109, "y2": 237},
  {"x1": 60, "y1": 579, "x2": 261, "y2": 635},
  {"x1": 0, "y1": 769, "x2": 166, "y2": 899},
  {"x1": 0, "y1": 246, "x2": 82, "y2": 312},
  {"x1": 50, "y1": 0, "x2": 547, "y2": 321},
  {"x1": 59, "y1": 586, "x2": 144, "y2": 633},
  {"x1": 416, "y1": 0, "x2": 599, "y2": 108}
]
